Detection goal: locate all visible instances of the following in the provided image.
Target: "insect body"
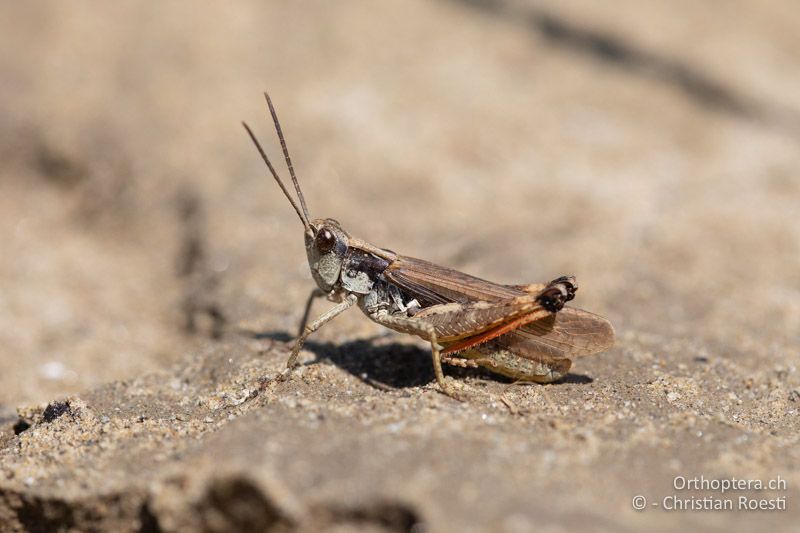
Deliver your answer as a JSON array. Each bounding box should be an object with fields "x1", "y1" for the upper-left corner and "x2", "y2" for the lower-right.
[{"x1": 244, "y1": 94, "x2": 614, "y2": 397}]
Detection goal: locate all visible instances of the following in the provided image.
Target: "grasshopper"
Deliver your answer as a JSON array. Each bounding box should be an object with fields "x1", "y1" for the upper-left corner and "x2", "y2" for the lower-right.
[{"x1": 243, "y1": 94, "x2": 614, "y2": 397}]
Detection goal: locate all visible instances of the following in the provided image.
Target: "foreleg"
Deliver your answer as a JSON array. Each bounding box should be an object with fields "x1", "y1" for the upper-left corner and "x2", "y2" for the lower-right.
[
  {"x1": 296, "y1": 288, "x2": 325, "y2": 337},
  {"x1": 284, "y1": 293, "x2": 357, "y2": 371}
]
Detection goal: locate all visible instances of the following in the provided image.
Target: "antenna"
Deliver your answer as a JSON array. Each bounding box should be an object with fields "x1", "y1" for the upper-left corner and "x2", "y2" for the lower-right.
[
  {"x1": 242, "y1": 121, "x2": 310, "y2": 230},
  {"x1": 264, "y1": 92, "x2": 310, "y2": 222}
]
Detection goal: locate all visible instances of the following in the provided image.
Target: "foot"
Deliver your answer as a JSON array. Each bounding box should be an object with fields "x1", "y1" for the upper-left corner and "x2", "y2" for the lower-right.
[
  {"x1": 276, "y1": 365, "x2": 296, "y2": 382},
  {"x1": 441, "y1": 355, "x2": 481, "y2": 369},
  {"x1": 435, "y1": 378, "x2": 469, "y2": 402}
]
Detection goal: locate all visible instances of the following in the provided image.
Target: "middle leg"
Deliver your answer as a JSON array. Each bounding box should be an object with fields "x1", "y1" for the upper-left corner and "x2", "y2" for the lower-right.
[{"x1": 368, "y1": 310, "x2": 456, "y2": 397}]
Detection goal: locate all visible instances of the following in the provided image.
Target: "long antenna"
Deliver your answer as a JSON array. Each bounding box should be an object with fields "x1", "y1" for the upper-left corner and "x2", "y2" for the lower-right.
[
  {"x1": 264, "y1": 92, "x2": 310, "y2": 222},
  {"x1": 242, "y1": 121, "x2": 310, "y2": 230}
]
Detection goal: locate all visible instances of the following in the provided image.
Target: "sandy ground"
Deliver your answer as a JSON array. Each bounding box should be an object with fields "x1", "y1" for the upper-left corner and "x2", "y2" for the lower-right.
[{"x1": 1, "y1": 1, "x2": 799, "y2": 531}]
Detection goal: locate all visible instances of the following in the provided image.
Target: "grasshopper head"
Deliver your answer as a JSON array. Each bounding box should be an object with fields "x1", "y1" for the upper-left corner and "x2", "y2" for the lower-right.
[
  {"x1": 306, "y1": 218, "x2": 349, "y2": 292},
  {"x1": 243, "y1": 95, "x2": 351, "y2": 294}
]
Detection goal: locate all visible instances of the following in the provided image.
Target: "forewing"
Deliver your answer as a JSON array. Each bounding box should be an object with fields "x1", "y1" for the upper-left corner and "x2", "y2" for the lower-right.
[
  {"x1": 385, "y1": 255, "x2": 614, "y2": 358},
  {"x1": 495, "y1": 306, "x2": 615, "y2": 358},
  {"x1": 384, "y1": 255, "x2": 520, "y2": 306}
]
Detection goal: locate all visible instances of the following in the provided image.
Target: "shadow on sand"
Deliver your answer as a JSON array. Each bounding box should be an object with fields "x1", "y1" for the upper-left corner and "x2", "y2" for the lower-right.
[{"x1": 246, "y1": 330, "x2": 593, "y2": 390}]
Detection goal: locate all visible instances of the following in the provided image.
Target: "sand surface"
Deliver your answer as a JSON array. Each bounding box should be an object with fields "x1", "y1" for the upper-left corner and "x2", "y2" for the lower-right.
[{"x1": 1, "y1": 1, "x2": 799, "y2": 531}]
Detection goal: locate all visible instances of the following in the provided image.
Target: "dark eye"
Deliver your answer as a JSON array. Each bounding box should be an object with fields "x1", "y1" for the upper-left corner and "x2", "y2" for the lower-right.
[{"x1": 315, "y1": 228, "x2": 336, "y2": 253}]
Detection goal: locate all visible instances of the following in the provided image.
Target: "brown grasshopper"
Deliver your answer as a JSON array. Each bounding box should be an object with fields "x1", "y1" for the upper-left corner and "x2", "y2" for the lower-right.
[{"x1": 243, "y1": 94, "x2": 614, "y2": 397}]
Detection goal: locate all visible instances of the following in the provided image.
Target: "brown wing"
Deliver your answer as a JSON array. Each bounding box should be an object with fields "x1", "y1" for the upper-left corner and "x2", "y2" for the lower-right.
[
  {"x1": 383, "y1": 255, "x2": 521, "y2": 306},
  {"x1": 494, "y1": 307, "x2": 615, "y2": 359},
  {"x1": 385, "y1": 255, "x2": 614, "y2": 358}
]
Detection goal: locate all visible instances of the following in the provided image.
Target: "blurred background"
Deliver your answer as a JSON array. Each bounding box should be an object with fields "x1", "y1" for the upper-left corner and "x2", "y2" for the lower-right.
[
  {"x1": 3, "y1": 1, "x2": 798, "y2": 406},
  {"x1": 0, "y1": 0, "x2": 800, "y2": 409},
  {"x1": 0, "y1": 1, "x2": 799, "y2": 529}
]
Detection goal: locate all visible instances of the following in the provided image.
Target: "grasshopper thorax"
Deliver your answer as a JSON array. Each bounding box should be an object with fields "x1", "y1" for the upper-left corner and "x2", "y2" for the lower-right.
[{"x1": 305, "y1": 218, "x2": 350, "y2": 292}]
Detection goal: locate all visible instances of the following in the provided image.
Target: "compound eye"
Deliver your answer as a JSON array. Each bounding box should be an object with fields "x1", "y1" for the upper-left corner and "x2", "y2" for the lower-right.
[{"x1": 315, "y1": 228, "x2": 336, "y2": 254}]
